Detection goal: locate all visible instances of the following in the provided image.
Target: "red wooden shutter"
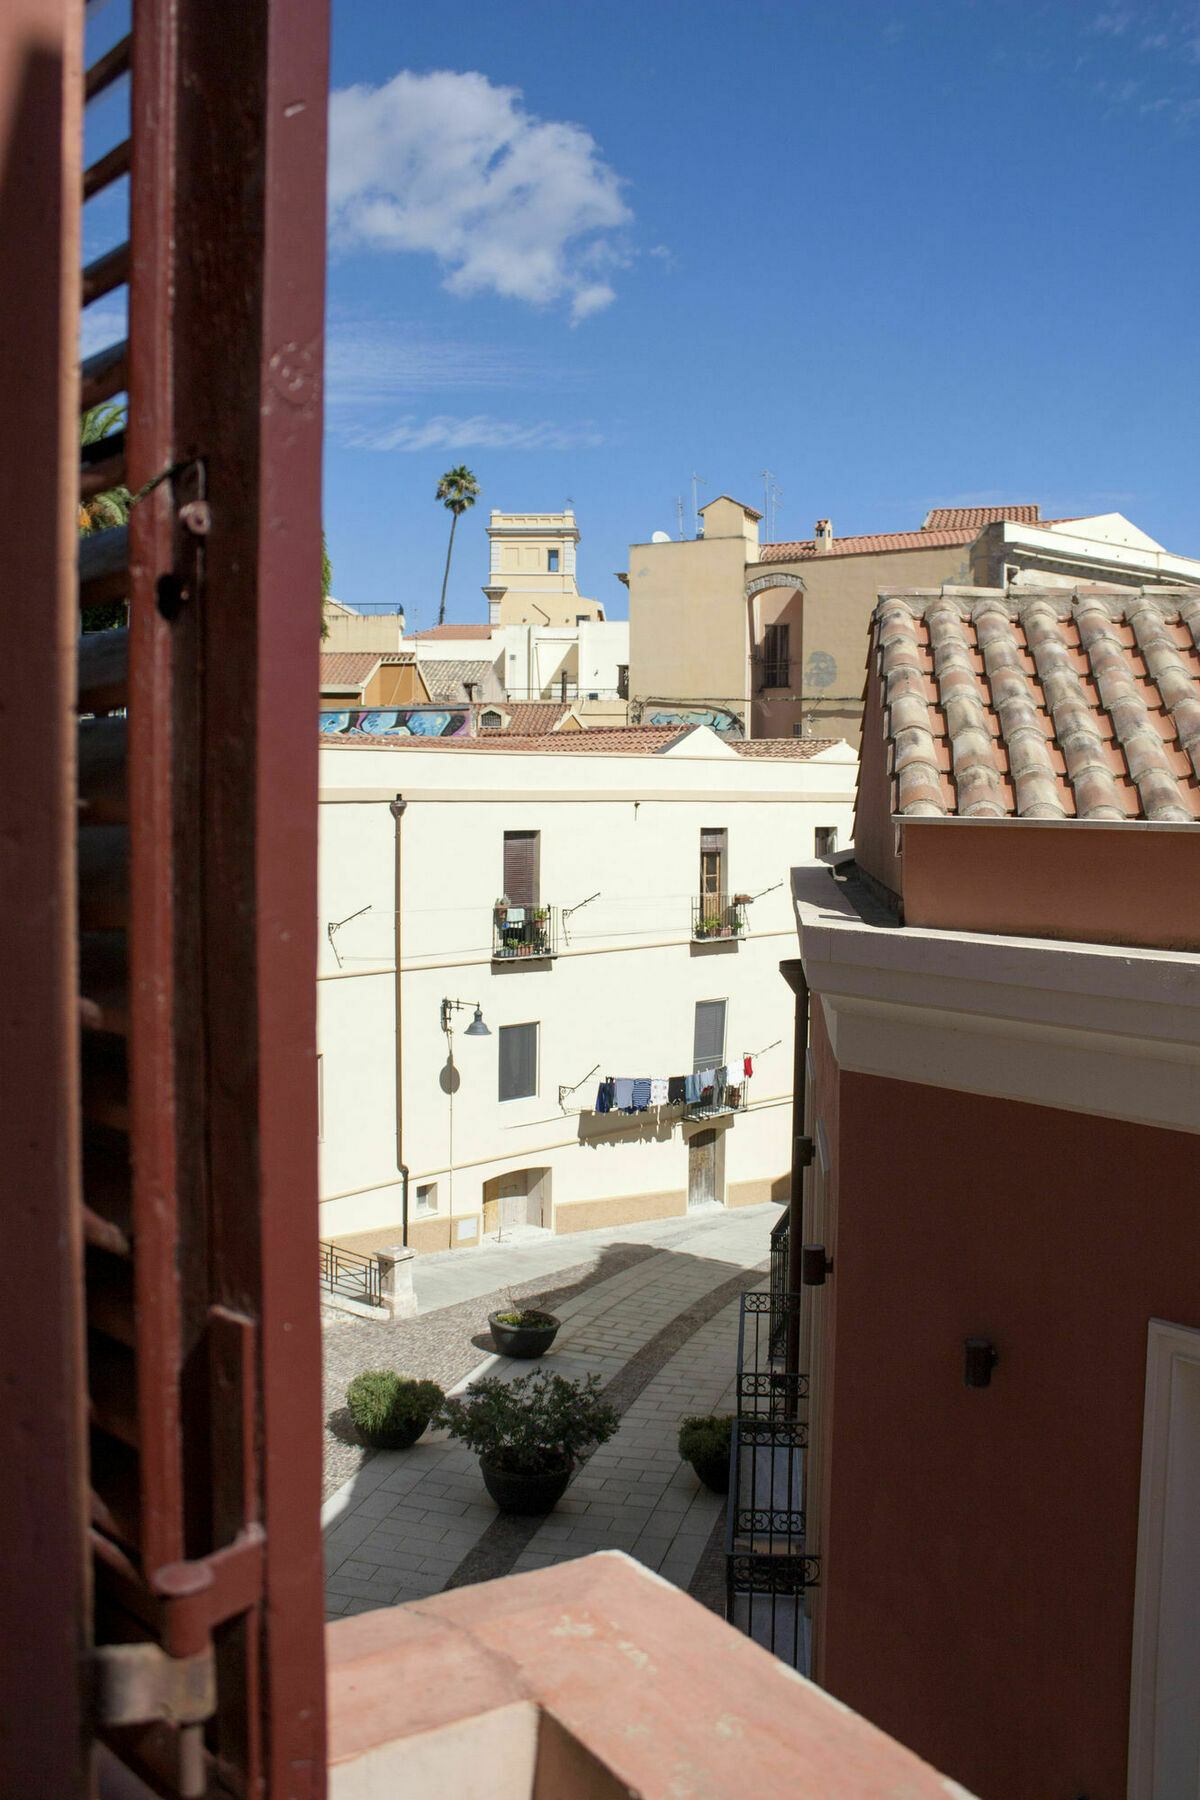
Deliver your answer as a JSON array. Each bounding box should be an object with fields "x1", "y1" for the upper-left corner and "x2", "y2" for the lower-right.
[{"x1": 504, "y1": 830, "x2": 540, "y2": 906}]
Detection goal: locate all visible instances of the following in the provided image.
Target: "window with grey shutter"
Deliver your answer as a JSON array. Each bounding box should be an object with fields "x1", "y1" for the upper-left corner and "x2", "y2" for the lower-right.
[
  {"x1": 499, "y1": 1022, "x2": 539, "y2": 1101},
  {"x1": 693, "y1": 999, "x2": 727, "y2": 1071},
  {"x1": 762, "y1": 621, "x2": 790, "y2": 689},
  {"x1": 503, "y1": 830, "x2": 540, "y2": 906}
]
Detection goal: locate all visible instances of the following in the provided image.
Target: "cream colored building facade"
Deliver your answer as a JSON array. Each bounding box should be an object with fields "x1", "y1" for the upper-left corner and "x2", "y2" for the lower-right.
[
  {"x1": 627, "y1": 499, "x2": 1200, "y2": 747},
  {"x1": 485, "y1": 509, "x2": 605, "y2": 626},
  {"x1": 316, "y1": 727, "x2": 856, "y2": 1254}
]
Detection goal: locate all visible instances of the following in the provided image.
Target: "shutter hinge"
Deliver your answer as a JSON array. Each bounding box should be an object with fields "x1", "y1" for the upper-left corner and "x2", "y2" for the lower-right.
[
  {"x1": 794, "y1": 1135, "x2": 815, "y2": 1168},
  {"x1": 150, "y1": 1523, "x2": 266, "y2": 1657},
  {"x1": 92, "y1": 1640, "x2": 216, "y2": 1728}
]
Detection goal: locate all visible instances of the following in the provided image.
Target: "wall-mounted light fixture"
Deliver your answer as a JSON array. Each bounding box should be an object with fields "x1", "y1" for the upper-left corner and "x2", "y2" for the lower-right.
[
  {"x1": 801, "y1": 1243, "x2": 833, "y2": 1287},
  {"x1": 440, "y1": 998, "x2": 490, "y2": 1037},
  {"x1": 963, "y1": 1339, "x2": 998, "y2": 1389}
]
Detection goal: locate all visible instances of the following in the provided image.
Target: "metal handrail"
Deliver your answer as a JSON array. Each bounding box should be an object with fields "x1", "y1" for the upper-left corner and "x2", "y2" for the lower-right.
[
  {"x1": 691, "y1": 893, "x2": 748, "y2": 941},
  {"x1": 319, "y1": 1240, "x2": 383, "y2": 1308}
]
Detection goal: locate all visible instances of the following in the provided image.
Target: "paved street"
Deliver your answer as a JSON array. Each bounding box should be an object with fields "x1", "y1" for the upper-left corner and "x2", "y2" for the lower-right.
[{"x1": 322, "y1": 1203, "x2": 776, "y2": 1617}]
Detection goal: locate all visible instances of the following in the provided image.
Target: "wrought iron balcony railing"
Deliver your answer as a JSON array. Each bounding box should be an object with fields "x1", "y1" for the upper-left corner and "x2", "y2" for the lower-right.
[
  {"x1": 736, "y1": 1290, "x2": 808, "y2": 1418},
  {"x1": 684, "y1": 1071, "x2": 749, "y2": 1120},
  {"x1": 691, "y1": 893, "x2": 748, "y2": 941},
  {"x1": 492, "y1": 903, "x2": 559, "y2": 960}
]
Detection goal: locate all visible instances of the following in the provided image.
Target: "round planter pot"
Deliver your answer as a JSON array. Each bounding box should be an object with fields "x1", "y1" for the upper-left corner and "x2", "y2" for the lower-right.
[
  {"x1": 487, "y1": 1311, "x2": 561, "y2": 1358},
  {"x1": 480, "y1": 1459, "x2": 572, "y2": 1515},
  {"x1": 688, "y1": 1451, "x2": 730, "y2": 1494},
  {"x1": 356, "y1": 1416, "x2": 431, "y2": 1452}
]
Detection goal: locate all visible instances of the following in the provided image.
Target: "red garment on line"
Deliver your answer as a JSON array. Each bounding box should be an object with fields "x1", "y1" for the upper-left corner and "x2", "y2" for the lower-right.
[{"x1": 743, "y1": 1055, "x2": 753, "y2": 1079}]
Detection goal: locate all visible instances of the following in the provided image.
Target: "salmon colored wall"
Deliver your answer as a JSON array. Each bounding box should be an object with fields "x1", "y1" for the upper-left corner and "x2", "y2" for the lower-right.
[
  {"x1": 813, "y1": 1068, "x2": 1199, "y2": 1800},
  {"x1": 902, "y1": 816, "x2": 1200, "y2": 951}
]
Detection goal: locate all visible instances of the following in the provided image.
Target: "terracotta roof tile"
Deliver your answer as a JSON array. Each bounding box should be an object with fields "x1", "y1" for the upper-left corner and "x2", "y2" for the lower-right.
[
  {"x1": 922, "y1": 505, "x2": 1041, "y2": 530},
  {"x1": 405, "y1": 623, "x2": 494, "y2": 641},
  {"x1": 319, "y1": 651, "x2": 383, "y2": 685},
  {"x1": 871, "y1": 588, "x2": 1200, "y2": 823},
  {"x1": 321, "y1": 725, "x2": 845, "y2": 759},
  {"x1": 729, "y1": 738, "x2": 841, "y2": 759},
  {"x1": 479, "y1": 702, "x2": 573, "y2": 734},
  {"x1": 759, "y1": 528, "x2": 978, "y2": 562},
  {"x1": 422, "y1": 659, "x2": 497, "y2": 700}
]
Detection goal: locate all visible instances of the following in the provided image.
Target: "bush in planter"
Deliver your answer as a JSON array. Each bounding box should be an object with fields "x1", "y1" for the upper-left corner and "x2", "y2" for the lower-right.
[
  {"x1": 678, "y1": 1413, "x2": 733, "y2": 1492},
  {"x1": 492, "y1": 1307, "x2": 556, "y2": 1329},
  {"x1": 437, "y1": 1369, "x2": 619, "y2": 1512},
  {"x1": 345, "y1": 1371, "x2": 444, "y2": 1450}
]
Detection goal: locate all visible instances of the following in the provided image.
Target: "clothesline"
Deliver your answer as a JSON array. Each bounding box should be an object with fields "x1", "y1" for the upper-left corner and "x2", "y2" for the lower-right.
[{"x1": 594, "y1": 1054, "x2": 755, "y2": 1116}]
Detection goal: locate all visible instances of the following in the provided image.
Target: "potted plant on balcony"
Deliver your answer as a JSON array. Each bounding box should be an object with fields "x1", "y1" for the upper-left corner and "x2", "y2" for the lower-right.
[
  {"x1": 494, "y1": 893, "x2": 510, "y2": 924},
  {"x1": 437, "y1": 1369, "x2": 619, "y2": 1514},
  {"x1": 345, "y1": 1371, "x2": 445, "y2": 1450},
  {"x1": 487, "y1": 1301, "x2": 561, "y2": 1358},
  {"x1": 678, "y1": 1413, "x2": 733, "y2": 1493}
]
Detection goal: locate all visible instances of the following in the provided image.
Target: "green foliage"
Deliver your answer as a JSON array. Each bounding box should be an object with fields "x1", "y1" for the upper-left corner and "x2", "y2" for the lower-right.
[
  {"x1": 435, "y1": 464, "x2": 480, "y2": 626},
  {"x1": 437, "y1": 1369, "x2": 619, "y2": 1476},
  {"x1": 493, "y1": 1308, "x2": 556, "y2": 1329},
  {"x1": 345, "y1": 1371, "x2": 444, "y2": 1436},
  {"x1": 80, "y1": 404, "x2": 132, "y2": 633},
  {"x1": 677, "y1": 1414, "x2": 732, "y2": 1465},
  {"x1": 320, "y1": 528, "x2": 332, "y2": 641}
]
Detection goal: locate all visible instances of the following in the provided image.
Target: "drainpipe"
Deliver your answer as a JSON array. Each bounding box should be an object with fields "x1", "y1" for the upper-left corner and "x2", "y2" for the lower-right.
[{"x1": 389, "y1": 795, "x2": 409, "y2": 1245}]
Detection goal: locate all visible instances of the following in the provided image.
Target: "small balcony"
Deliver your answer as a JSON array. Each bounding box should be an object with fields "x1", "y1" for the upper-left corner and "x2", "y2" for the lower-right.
[
  {"x1": 685, "y1": 1073, "x2": 749, "y2": 1120},
  {"x1": 492, "y1": 903, "x2": 559, "y2": 961},
  {"x1": 691, "y1": 893, "x2": 748, "y2": 941}
]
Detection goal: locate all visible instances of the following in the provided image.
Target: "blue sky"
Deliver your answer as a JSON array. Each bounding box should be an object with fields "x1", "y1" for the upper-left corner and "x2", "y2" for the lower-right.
[{"x1": 86, "y1": 2, "x2": 1200, "y2": 626}]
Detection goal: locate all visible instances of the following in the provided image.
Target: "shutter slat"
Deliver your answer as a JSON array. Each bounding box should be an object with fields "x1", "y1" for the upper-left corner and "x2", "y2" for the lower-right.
[{"x1": 503, "y1": 831, "x2": 540, "y2": 906}]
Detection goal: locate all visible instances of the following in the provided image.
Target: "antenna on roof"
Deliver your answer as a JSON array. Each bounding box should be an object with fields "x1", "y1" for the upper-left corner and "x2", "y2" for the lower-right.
[
  {"x1": 675, "y1": 495, "x2": 685, "y2": 541},
  {"x1": 691, "y1": 472, "x2": 707, "y2": 537},
  {"x1": 769, "y1": 480, "x2": 783, "y2": 542},
  {"x1": 761, "y1": 469, "x2": 774, "y2": 533}
]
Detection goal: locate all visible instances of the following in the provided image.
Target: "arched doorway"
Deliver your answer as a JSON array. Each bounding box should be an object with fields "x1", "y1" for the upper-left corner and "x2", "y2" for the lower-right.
[{"x1": 746, "y1": 570, "x2": 806, "y2": 739}]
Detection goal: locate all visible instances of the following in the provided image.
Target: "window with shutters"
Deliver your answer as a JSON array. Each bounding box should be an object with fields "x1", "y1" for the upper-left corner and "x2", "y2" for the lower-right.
[
  {"x1": 503, "y1": 830, "x2": 540, "y2": 906},
  {"x1": 700, "y1": 828, "x2": 726, "y2": 902},
  {"x1": 762, "y1": 622, "x2": 790, "y2": 689},
  {"x1": 693, "y1": 1000, "x2": 727, "y2": 1072},
  {"x1": 499, "y1": 1022, "x2": 539, "y2": 1101}
]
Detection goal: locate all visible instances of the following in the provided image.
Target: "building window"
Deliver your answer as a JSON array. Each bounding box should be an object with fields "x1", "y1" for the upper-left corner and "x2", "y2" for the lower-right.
[
  {"x1": 503, "y1": 830, "x2": 540, "y2": 907},
  {"x1": 547, "y1": 549, "x2": 559, "y2": 571},
  {"x1": 762, "y1": 621, "x2": 790, "y2": 689},
  {"x1": 814, "y1": 826, "x2": 838, "y2": 856},
  {"x1": 499, "y1": 1022, "x2": 538, "y2": 1102},
  {"x1": 617, "y1": 664, "x2": 629, "y2": 700},
  {"x1": 415, "y1": 1181, "x2": 438, "y2": 1214},
  {"x1": 481, "y1": 709, "x2": 503, "y2": 729},
  {"x1": 693, "y1": 999, "x2": 727, "y2": 1072},
  {"x1": 700, "y1": 828, "x2": 726, "y2": 902}
]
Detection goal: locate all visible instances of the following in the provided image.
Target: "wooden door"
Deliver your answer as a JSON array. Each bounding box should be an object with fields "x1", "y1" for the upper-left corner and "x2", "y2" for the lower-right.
[{"x1": 689, "y1": 1130, "x2": 717, "y2": 1208}]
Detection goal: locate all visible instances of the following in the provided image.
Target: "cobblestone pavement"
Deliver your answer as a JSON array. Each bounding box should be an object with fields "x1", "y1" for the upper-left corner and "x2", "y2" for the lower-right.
[{"x1": 323, "y1": 1204, "x2": 775, "y2": 1618}]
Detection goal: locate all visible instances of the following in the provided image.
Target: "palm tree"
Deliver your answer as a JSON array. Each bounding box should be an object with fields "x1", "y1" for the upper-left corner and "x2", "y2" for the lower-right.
[
  {"x1": 435, "y1": 465, "x2": 480, "y2": 627},
  {"x1": 79, "y1": 403, "x2": 131, "y2": 535}
]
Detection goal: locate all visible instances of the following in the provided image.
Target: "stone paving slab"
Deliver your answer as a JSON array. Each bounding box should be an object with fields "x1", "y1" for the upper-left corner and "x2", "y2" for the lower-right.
[{"x1": 323, "y1": 1205, "x2": 775, "y2": 1620}]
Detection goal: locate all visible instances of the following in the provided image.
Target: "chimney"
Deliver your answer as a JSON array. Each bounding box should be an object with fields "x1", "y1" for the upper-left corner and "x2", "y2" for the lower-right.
[{"x1": 814, "y1": 519, "x2": 833, "y2": 555}]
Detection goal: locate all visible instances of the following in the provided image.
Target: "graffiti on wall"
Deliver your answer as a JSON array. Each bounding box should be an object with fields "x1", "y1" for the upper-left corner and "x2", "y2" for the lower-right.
[
  {"x1": 320, "y1": 707, "x2": 471, "y2": 738},
  {"x1": 642, "y1": 705, "x2": 744, "y2": 736}
]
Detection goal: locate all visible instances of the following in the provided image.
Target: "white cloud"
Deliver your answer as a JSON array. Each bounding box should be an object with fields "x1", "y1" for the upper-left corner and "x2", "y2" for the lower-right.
[
  {"x1": 324, "y1": 319, "x2": 541, "y2": 403},
  {"x1": 79, "y1": 303, "x2": 126, "y2": 359},
  {"x1": 328, "y1": 70, "x2": 632, "y2": 322},
  {"x1": 346, "y1": 413, "x2": 606, "y2": 453},
  {"x1": 1088, "y1": 8, "x2": 1137, "y2": 33}
]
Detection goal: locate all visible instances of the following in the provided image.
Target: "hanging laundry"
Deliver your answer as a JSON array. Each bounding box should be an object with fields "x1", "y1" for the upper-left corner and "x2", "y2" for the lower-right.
[
  {"x1": 595, "y1": 1081, "x2": 614, "y2": 1114},
  {"x1": 667, "y1": 1075, "x2": 687, "y2": 1105},
  {"x1": 726, "y1": 1083, "x2": 740, "y2": 1109},
  {"x1": 698, "y1": 1067, "x2": 715, "y2": 1091},
  {"x1": 684, "y1": 1071, "x2": 702, "y2": 1104},
  {"x1": 613, "y1": 1077, "x2": 635, "y2": 1111},
  {"x1": 631, "y1": 1078, "x2": 652, "y2": 1111},
  {"x1": 649, "y1": 1077, "x2": 668, "y2": 1106},
  {"x1": 743, "y1": 1054, "x2": 753, "y2": 1080}
]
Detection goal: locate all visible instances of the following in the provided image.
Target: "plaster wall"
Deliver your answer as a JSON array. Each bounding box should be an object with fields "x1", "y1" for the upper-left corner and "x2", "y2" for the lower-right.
[
  {"x1": 317, "y1": 739, "x2": 856, "y2": 1246},
  {"x1": 808, "y1": 1064, "x2": 1198, "y2": 1800},
  {"x1": 627, "y1": 534, "x2": 753, "y2": 720}
]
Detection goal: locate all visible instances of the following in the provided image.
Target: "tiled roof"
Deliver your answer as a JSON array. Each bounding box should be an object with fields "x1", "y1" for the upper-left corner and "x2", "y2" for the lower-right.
[
  {"x1": 479, "y1": 702, "x2": 573, "y2": 734},
  {"x1": 406, "y1": 623, "x2": 494, "y2": 641},
  {"x1": 873, "y1": 588, "x2": 1200, "y2": 822},
  {"x1": 422, "y1": 659, "x2": 496, "y2": 700},
  {"x1": 759, "y1": 528, "x2": 978, "y2": 563},
  {"x1": 922, "y1": 505, "x2": 1041, "y2": 530},
  {"x1": 319, "y1": 651, "x2": 382, "y2": 685},
  {"x1": 731, "y1": 738, "x2": 841, "y2": 759}
]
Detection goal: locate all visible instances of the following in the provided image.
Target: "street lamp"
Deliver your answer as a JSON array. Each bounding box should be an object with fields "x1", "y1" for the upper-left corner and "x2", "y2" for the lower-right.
[{"x1": 441, "y1": 998, "x2": 490, "y2": 1037}]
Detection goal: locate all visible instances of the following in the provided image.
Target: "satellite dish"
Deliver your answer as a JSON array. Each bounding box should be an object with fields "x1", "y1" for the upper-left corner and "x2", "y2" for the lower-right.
[{"x1": 651, "y1": 530, "x2": 671, "y2": 543}]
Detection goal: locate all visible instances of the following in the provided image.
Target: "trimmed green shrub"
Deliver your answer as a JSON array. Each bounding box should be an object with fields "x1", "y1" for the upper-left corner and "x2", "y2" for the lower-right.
[
  {"x1": 437, "y1": 1369, "x2": 619, "y2": 1476},
  {"x1": 492, "y1": 1308, "x2": 557, "y2": 1329},
  {"x1": 345, "y1": 1371, "x2": 444, "y2": 1438},
  {"x1": 677, "y1": 1414, "x2": 733, "y2": 1464}
]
